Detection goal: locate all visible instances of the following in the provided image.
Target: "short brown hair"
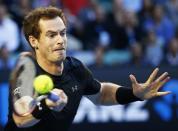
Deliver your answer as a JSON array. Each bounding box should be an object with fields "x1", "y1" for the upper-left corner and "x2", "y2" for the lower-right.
[{"x1": 23, "y1": 6, "x2": 67, "y2": 44}]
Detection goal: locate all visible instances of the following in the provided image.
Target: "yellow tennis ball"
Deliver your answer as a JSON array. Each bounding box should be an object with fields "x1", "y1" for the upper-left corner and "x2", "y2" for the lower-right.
[{"x1": 33, "y1": 75, "x2": 54, "y2": 94}]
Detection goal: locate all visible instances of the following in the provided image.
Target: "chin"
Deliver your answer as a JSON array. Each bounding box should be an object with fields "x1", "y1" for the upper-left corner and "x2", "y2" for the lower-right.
[{"x1": 57, "y1": 55, "x2": 66, "y2": 62}]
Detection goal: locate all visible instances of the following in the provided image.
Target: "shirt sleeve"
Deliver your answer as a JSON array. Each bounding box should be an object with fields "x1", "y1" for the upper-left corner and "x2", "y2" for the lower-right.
[{"x1": 71, "y1": 58, "x2": 101, "y2": 95}]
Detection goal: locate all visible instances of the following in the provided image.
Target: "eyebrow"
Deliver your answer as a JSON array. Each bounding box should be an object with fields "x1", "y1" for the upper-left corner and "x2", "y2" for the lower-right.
[{"x1": 46, "y1": 28, "x2": 66, "y2": 35}]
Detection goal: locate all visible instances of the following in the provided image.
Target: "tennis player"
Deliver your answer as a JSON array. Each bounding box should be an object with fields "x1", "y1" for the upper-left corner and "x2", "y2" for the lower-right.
[{"x1": 4, "y1": 6, "x2": 170, "y2": 131}]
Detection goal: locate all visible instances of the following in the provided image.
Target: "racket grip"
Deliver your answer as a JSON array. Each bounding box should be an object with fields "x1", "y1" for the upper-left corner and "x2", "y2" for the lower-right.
[{"x1": 48, "y1": 92, "x2": 60, "y2": 102}]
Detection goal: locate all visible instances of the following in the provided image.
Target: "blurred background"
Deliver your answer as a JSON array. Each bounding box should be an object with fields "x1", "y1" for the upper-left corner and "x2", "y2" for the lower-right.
[{"x1": 0, "y1": 0, "x2": 178, "y2": 131}]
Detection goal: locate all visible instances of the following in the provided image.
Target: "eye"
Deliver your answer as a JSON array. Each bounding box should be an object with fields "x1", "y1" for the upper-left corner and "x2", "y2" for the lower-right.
[
  {"x1": 47, "y1": 32, "x2": 57, "y2": 38},
  {"x1": 48, "y1": 34, "x2": 56, "y2": 38},
  {"x1": 60, "y1": 31, "x2": 66, "y2": 37}
]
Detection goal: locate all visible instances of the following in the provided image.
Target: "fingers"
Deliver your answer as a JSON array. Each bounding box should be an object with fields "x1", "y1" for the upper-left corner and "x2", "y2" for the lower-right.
[
  {"x1": 156, "y1": 72, "x2": 169, "y2": 82},
  {"x1": 47, "y1": 88, "x2": 68, "y2": 111},
  {"x1": 146, "y1": 68, "x2": 159, "y2": 84},
  {"x1": 129, "y1": 74, "x2": 138, "y2": 85},
  {"x1": 156, "y1": 91, "x2": 171, "y2": 97},
  {"x1": 150, "y1": 72, "x2": 170, "y2": 90},
  {"x1": 157, "y1": 76, "x2": 170, "y2": 89},
  {"x1": 51, "y1": 88, "x2": 68, "y2": 111},
  {"x1": 51, "y1": 88, "x2": 68, "y2": 104}
]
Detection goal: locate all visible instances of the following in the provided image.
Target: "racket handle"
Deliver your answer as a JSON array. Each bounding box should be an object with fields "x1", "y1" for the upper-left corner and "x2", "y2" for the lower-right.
[{"x1": 48, "y1": 92, "x2": 60, "y2": 102}]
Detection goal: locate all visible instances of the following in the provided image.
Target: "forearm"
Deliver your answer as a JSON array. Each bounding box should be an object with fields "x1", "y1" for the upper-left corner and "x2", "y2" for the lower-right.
[
  {"x1": 99, "y1": 82, "x2": 142, "y2": 105},
  {"x1": 99, "y1": 82, "x2": 120, "y2": 105},
  {"x1": 13, "y1": 98, "x2": 52, "y2": 128},
  {"x1": 13, "y1": 112, "x2": 40, "y2": 128},
  {"x1": 12, "y1": 96, "x2": 41, "y2": 128}
]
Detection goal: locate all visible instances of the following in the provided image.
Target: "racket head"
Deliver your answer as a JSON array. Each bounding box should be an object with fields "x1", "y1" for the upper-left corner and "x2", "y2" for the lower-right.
[
  {"x1": 10, "y1": 52, "x2": 38, "y2": 116},
  {"x1": 10, "y1": 52, "x2": 59, "y2": 116}
]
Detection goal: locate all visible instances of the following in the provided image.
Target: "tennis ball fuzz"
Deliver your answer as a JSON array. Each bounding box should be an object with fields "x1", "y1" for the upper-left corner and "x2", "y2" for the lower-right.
[{"x1": 33, "y1": 75, "x2": 54, "y2": 94}]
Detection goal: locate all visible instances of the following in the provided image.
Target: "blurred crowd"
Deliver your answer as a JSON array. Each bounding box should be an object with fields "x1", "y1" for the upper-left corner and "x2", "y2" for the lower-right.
[
  {"x1": 1, "y1": 0, "x2": 178, "y2": 129},
  {"x1": 0, "y1": 0, "x2": 178, "y2": 75}
]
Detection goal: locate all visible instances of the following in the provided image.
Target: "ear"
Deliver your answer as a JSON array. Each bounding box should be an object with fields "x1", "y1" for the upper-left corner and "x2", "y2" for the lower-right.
[{"x1": 29, "y1": 36, "x2": 39, "y2": 49}]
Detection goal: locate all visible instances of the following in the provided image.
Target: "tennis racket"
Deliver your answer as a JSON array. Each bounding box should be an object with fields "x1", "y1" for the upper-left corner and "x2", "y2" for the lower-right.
[{"x1": 10, "y1": 52, "x2": 59, "y2": 117}]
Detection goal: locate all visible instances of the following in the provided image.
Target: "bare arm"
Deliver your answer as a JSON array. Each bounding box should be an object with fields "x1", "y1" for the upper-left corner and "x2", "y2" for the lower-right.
[
  {"x1": 12, "y1": 96, "x2": 40, "y2": 128},
  {"x1": 11, "y1": 52, "x2": 68, "y2": 128},
  {"x1": 13, "y1": 90, "x2": 67, "y2": 128},
  {"x1": 13, "y1": 113, "x2": 39, "y2": 128},
  {"x1": 99, "y1": 82, "x2": 120, "y2": 105},
  {"x1": 86, "y1": 82, "x2": 121, "y2": 105},
  {"x1": 86, "y1": 68, "x2": 170, "y2": 106}
]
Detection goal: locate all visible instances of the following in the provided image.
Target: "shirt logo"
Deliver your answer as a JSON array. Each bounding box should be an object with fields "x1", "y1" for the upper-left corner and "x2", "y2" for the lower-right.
[{"x1": 72, "y1": 85, "x2": 78, "y2": 92}]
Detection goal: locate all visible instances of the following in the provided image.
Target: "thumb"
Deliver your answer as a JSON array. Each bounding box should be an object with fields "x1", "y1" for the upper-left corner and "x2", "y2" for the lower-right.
[{"x1": 129, "y1": 74, "x2": 138, "y2": 85}]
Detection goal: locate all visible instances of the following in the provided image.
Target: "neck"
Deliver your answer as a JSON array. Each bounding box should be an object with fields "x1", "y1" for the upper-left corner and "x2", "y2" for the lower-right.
[{"x1": 36, "y1": 56, "x2": 64, "y2": 76}]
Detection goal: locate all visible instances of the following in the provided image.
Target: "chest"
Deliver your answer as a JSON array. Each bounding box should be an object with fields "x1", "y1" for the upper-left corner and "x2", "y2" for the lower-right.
[{"x1": 52, "y1": 73, "x2": 84, "y2": 113}]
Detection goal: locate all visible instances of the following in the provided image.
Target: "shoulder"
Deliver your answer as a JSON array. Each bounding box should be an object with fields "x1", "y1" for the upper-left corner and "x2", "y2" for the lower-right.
[
  {"x1": 64, "y1": 57, "x2": 91, "y2": 79},
  {"x1": 64, "y1": 56, "x2": 84, "y2": 69}
]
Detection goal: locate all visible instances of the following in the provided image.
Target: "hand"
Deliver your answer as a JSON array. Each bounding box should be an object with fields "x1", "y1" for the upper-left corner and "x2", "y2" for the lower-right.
[
  {"x1": 45, "y1": 88, "x2": 68, "y2": 112},
  {"x1": 129, "y1": 68, "x2": 171, "y2": 100}
]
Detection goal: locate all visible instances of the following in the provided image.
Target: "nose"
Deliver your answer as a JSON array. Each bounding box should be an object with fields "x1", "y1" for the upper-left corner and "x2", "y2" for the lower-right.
[{"x1": 57, "y1": 34, "x2": 64, "y2": 45}]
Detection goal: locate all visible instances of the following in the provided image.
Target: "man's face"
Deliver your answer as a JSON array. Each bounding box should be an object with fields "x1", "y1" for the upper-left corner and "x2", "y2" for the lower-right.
[{"x1": 36, "y1": 16, "x2": 67, "y2": 64}]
